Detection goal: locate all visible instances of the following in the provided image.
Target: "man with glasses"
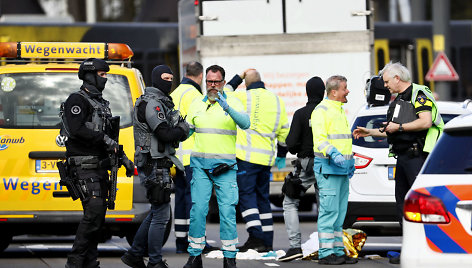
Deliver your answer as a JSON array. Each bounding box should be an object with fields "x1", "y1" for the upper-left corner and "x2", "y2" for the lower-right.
[{"x1": 183, "y1": 65, "x2": 250, "y2": 268}]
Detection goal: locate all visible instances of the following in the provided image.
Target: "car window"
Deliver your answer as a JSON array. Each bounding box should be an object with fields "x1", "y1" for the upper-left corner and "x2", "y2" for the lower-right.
[
  {"x1": 351, "y1": 115, "x2": 389, "y2": 148},
  {"x1": 0, "y1": 73, "x2": 133, "y2": 129},
  {"x1": 423, "y1": 130, "x2": 472, "y2": 174},
  {"x1": 351, "y1": 113, "x2": 462, "y2": 149}
]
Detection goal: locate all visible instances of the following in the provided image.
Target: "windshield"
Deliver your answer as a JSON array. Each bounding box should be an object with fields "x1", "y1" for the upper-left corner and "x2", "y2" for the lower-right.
[
  {"x1": 423, "y1": 130, "x2": 472, "y2": 174},
  {"x1": 351, "y1": 113, "x2": 462, "y2": 148},
  {"x1": 0, "y1": 72, "x2": 133, "y2": 129}
]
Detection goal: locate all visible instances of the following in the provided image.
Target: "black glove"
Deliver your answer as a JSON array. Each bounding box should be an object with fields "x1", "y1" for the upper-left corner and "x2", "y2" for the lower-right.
[
  {"x1": 177, "y1": 120, "x2": 190, "y2": 141},
  {"x1": 122, "y1": 154, "x2": 135, "y2": 177},
  {"x1": 103, "y1": 134, "x2": 119, "y2": 152}
]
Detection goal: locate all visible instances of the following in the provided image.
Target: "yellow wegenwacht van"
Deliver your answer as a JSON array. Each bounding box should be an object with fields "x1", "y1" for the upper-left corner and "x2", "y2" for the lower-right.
[{"x1": 0, "y1": 42, "x2": 167, "y2": 252}]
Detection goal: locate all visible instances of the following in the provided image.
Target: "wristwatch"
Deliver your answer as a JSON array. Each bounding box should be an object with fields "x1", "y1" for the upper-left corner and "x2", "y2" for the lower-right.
[{"x1": 399, "y1": 123, "x2": 404, "y2": 132}]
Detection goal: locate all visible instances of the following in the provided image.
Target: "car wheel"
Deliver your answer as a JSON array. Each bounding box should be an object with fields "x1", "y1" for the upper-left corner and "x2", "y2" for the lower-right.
[
  {"x1": 0, "y1": 232, "x2": 12, "y2": 253},
  {"x1": 125, "y1": 206, "x2": 172, "y2": 247}
]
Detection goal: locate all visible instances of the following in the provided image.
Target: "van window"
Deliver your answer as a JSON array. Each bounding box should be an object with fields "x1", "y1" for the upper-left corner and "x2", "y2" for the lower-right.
[
  {"x1": 351, "y1": 113, "x2": 462, "y2": 149},
  {"x1": 0, "y1": 73, "x2": 132, "y2": 129},
  {"x1": 423, "y1": 130, "x2": 472, "y2": 174}
]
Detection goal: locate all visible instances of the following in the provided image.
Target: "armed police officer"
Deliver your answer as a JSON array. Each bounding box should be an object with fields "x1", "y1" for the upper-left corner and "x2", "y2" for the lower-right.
[
  {"x1": 353, "y1": 62, "x2": 444, "y2": 226},
  {"x1": 121, "y1": 65, "x2": 189, "y2": 268},
  {"x1": 62, "y1": 58, "x2": 134, "y2": 268}
]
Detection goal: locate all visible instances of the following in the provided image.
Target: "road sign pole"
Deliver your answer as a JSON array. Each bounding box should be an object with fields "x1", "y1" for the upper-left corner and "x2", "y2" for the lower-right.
[{"x1": 432, "y1": 0, "x2": 451, "y2": 101}]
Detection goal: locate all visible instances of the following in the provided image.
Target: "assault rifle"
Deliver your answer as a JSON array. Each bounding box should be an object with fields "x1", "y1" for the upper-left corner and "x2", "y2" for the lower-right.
[{"x1": 107, "y1": 116, "x2": 121, "y2": 210}]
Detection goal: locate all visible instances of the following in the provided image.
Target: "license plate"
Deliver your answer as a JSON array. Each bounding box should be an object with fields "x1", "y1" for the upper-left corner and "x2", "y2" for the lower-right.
[
  {"x1": 388, "y1": 166, "x2": 396, "y2": 180},
  {"x1": 35, "y1": 160, "x2": 59, "y2": 173}
]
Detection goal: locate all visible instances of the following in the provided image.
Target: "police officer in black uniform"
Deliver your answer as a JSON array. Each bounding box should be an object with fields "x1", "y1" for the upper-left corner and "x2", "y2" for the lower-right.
[
  {"x1": 354, "y1": 62, "x2": 443, "y2": 230},
  {"x1": 63, "y1": 58, "x2": 134, "y2": 268},
  {"x1": 121, "y1": 65, "x2": 189, "y2": 268}
]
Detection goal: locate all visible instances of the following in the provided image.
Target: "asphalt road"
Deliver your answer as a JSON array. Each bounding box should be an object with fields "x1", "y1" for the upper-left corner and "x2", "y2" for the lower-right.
[{"x1": 0, "y1": 219, "x2": 402, "y2": 268}]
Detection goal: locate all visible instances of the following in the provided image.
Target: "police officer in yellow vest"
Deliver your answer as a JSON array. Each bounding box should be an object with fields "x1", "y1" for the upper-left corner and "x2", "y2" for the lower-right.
[
  {"x1": 184, "y1": 65, "x2": 250, "y2": 268},
  {"x1": 354, "y1": 62, "x2": 444, "y2": 227},
  {"x1": 170, "y1": 61, "x2": 207, "y2": 253},
  {"x1": 227, "y1": 69, "x2": 289, "y2": 252},
  {"x1": 311, "y1": 75, "x2": 357, "y2": 265}
]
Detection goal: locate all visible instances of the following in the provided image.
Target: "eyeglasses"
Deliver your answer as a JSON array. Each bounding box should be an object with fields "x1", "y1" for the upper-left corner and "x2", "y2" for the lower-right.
[{"x1": 206, "y1": 80, "x2": 223, "y2": 85}]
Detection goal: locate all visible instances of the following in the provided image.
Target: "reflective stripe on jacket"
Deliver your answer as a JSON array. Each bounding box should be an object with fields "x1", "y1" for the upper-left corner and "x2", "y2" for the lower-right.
[
  {"x1": 311, "y1": 98, "x2": 354, "y2": 175},
  {"x1": 187, "y1": 92, "x2": 245, "y2": 169},
  {"x1": 234, "y1": 88, "x2": 289, "y2": 166},
  {"x1": 170, "y1": 82, "x2": 202, "y2": 166}
]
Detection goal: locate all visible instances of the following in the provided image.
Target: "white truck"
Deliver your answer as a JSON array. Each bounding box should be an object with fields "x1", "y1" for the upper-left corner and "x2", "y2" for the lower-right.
[{"x1": 178, "y1": 0, "x2": 373, "y2": 213}]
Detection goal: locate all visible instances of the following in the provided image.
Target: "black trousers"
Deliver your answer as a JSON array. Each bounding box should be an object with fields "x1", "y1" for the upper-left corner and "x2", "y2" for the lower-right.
[
  {"x1": 394, "y1": 151, "x2": 427, "y2": 225},
  {"x1": 68, "y1": 167, "x2": 109, "y2": 267}
]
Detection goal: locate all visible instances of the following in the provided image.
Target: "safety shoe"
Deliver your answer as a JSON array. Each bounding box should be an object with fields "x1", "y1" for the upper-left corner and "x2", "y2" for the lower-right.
[
  {"x1": 223, "y1": 257, "x2": 237, "y2": 268},
  {"x1": 202, "y1": 242, "x2": 219, "y2": 254},
  {"x1": 65, "y1": 256, "x2": 84, "y2": 268},
  {"x1": 278, "y1": 247, "x2": 303, "y2": 262},
  {"x1": 237, "y1": 236, "x2": 267, "y2": 252},
  {"x1": 183, "y1": 254, "x2": 203, "y2": 268},
  {"x1": 147, "y1": 260, "x2": 169, "y2": 268},
  {"x1": 318, "y1": 253, "x2": 345, "y2": 265},
  {"x1": 121, "y1": 251, "x2": 146, "y2": 268},
  {"x1": 341, "y1": 254, "x2": 358, "y2": 264}
]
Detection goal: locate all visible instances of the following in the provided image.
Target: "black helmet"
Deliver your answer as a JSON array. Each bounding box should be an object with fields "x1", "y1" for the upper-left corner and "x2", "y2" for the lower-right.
[{"x1": 78, "y1": 58, "x2": 110, "y2": 80}]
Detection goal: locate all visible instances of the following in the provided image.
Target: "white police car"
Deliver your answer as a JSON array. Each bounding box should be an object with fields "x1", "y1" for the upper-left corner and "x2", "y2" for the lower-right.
[
  {"x1": 401, "y1": 112, "x2": 472, "y2": 267},
  {"x1": 345, "y1": 100, "x2": 471, "y2": 229}
]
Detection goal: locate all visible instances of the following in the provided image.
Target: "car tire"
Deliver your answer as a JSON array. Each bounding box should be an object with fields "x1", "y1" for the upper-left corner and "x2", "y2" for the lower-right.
[
  {"x1": 125, "y1": 206, "x2": 172, "y2": 247},
  {"x1": 0, "y1": 232, "x2": 12, "y2": 253}
]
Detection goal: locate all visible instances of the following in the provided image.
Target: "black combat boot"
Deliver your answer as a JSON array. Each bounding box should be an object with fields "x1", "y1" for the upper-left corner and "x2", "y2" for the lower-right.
[
  {"x1": 65, "y1": 256, "x2": 84, "y2": 268},
  {"x1": 121, "y1": 251, "x2": 146, "y2": 268},
  {"x1": 223, "y1": 257, "x2": 237, "y2": 268},
  {"x1": 237, "y1": 236, "x2": 267, "y2": 252},
  {"x1": 183, "y1": 254, "x2": 203, "y2": 268},
  {"x1": 147, "y1": 260, "x2": 169, "y2": 268}
]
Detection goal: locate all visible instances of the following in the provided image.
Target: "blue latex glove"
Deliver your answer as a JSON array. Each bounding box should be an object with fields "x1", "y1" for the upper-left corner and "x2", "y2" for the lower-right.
[
  {"x1": 275, "y1": 157, "x2": 286, "y2": 170},
  {"x1": 216, "y1": 92, "x2": 229, "y2": 111},
  {"x1": 333, "y1": 154, "x2": 346, "y2": 167}
]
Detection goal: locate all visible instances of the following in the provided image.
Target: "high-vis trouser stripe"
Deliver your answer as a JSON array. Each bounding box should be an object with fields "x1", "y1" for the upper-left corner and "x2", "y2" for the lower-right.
[
  {"x1": 189, "y1": 236, "x2": 205, "y2": 243},
  {"x1": 262, "y1": 225, "x2": 273, "y2": 232},
  {"x1": 259, "y1": 213, "x2": 272, "y2": 220},
  {"x1": 320, "y1": 242, "x2": 334, "y2": 248},
  {"x1": 195, "y1": 128, "x2": 237, "y2": 135},
  {"x1": 334, "y1": 241, "x2": 344, "y2": 247},
  {"x1": 334, "y1": 231, "x2": 343, "y2": 237},
  {"x1": 241, "y1": 208, "x2": 259, "y2": 218},
  {"x1": 222, "y1": 238, "x2": 238, "y2": 251},
  {"x1": 319, "y1": 232, "x2": 335, "y2": 239},
  {"x1": 175, "y1": 231, "x2": 187, "y2": 238},
  {"x1": 175, "y1": 219, "x2": 190, "y2": 225},
  {"x1": 246, "y1": 220, "x2": 262, "y2": 229}
]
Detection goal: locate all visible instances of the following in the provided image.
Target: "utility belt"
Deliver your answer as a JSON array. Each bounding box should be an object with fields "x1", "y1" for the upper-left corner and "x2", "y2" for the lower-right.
[
  {"x1": 58, "y1": 159, "x2": 105, "y2": 201},
  {"x1": 142, "y1": 157, "x2": 173, "y2": 177},
  {"x1": 68, "y1": 156, "x2": 101, "y2": 169},
  {"x1": 391, "y1": 141, "x2": 424, "y2": 158},
  {"x1": 141, "y1": 166, "x2": 172, "y2": 205}
]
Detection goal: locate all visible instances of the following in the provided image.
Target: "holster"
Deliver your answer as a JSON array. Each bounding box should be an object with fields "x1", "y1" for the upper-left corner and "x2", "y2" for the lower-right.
[
  {"x1": 58, "y1": 160, "x2": 84, "y2": 201},
  {"x1": 143, "y1": 168, "x2": 172, "y2": 205}
]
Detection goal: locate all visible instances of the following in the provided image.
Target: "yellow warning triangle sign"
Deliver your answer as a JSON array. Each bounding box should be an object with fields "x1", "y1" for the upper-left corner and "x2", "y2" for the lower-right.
[{"x1": 425, "y1": 51, "x2": 459, "y2": 81}]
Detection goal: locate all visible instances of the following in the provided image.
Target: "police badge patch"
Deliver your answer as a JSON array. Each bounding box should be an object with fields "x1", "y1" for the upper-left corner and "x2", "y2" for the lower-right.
[
  {"x1": 417, "y1": 95, "x2": 427, "y2": 105},
  {"x1": 158, "y1": 112, "x2": 165, "y2": 120},
  {"x1": 71, "y1": 105, "x2": 81, "y2": 114}
]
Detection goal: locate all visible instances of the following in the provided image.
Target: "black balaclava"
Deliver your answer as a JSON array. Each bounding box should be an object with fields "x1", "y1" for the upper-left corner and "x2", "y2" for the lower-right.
[
  {"x1": 151, "y1": 65, "x2": 173, "y2": 95},
  {"x1": 306, "y1": 76, "x2": 325, "y2": 103},
  {"x1": 83, "y1": 72, "x2": 107, "y2": 92},
  {"x1": 79, "y1": 58, "x2": 109, "y2": 96}
]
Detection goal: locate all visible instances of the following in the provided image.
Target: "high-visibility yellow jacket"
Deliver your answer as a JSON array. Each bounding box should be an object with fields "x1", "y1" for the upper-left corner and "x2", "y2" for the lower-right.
[
  {"x1": 411, "y1": 83, "x2": 444, "y2": 153},
  {"x1": 233, "y1": 83, "x2": 289, "y2": 166},
  {"x1": 311, "y1": 98, "x2": 354, "y2": 175},
  {"x1": 170, "y1": 79, "x2": 203, "y2": 166},
  {"x1": 187, "y1": 92, "x2": 246, "y2": 169}
]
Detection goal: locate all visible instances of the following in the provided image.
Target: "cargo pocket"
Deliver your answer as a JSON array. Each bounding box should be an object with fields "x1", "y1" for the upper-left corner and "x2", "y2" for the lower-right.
[{"x1": 318, "y1": 188, "x2": 337, "y2": 214}]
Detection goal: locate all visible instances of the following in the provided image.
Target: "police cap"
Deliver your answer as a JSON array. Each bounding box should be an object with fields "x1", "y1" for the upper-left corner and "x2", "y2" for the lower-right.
[{"x1": 78, "y1": 58, "x2": 110, "y2": 80}]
